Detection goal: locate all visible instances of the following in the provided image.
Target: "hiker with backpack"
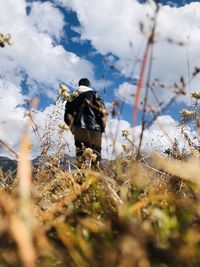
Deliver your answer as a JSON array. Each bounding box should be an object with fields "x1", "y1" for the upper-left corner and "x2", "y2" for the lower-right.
[{"x1": 64, "y1": 78, "x2": 107, "y2": 167}]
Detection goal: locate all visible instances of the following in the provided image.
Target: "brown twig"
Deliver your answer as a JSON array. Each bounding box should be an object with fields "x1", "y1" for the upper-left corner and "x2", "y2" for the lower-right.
[
  {"x1": 136, "y1": 3, "x2": 160, "y2": 158},
  {"x1": 0, "y1": 139, "x2": 18, "y2": 158}
]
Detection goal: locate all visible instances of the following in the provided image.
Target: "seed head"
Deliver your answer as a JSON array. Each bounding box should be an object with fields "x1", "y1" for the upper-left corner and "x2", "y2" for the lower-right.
[
  {"x1": 192, "y1": 91, "x2": 200, "y2": 100},
  {"x1": 71, "y1": 90, "x2": 79, "y2": 97},
  {"x1": 180, "y1": 109, "x2": 196, "y2": 118},
  {"x1": 0, "y1": 33, "x2": 13, "y2": 47},
  {"x1": 59, "y1": 124, "x2": 70, "y2": 132},
  {"x1": 122, "y1": 130, "x2": 129, "y2": 138},
  {"x1": 83, "y1": 148, "x2": 97, "y2": 162}
]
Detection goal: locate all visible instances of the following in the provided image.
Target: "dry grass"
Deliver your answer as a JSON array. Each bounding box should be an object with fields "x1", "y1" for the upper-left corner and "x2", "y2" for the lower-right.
[{"x1": 0, "y1": 137, "x2": 200, "y2": 267}]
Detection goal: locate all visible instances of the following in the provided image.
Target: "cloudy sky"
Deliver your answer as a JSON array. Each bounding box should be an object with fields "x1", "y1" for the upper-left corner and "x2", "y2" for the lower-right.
[{"x1": 0, "y1": 0, "x2": 199, "y2": 159}]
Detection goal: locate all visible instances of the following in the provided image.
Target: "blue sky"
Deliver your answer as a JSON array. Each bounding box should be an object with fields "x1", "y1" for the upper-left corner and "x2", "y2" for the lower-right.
[
  {"x1": 52, "y1": 0, "x2": 199, "y2": 125},
  {"x1": 0, "y1": 0, "x2": 200, "y2": 158}
]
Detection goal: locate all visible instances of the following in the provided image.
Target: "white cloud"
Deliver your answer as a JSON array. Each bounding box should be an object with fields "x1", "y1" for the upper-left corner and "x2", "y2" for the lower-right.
[
  {"x1": 0, "y1": 83, "x2": 75, "y2": 159},
  {"x1": 115, "y1": 82, "x2": 136, "y2": 105},
  {"x1": 54, "y1": 0, "x2": 200, "y2": 106},
  {"x1": 28, "y1": 1, "x2": 65, "y2": 41},
  {"x1": 131, "y1": 115, "x2": 194, "y2": 155},
  {"x1": 115, "y1": 81, "x2": 175, "y2": 112},
  {"x1": 102, "y1": 117, "x2": 131, "y2": 159},
  {"x1": 0, "y1": 79, "x2": 26, "y2": 156},
  {"x1": 0, "y1": 0, "x2": 98, "y2": 96},
  {"x1": 54, "y1": 0, "x2": 148, "y2": 58},
  {"x1": 31, "y1": 102, "x2": 75, "y2": 158},
  {"x1": 102, "y1": 114, "x2": 196, "y2": 159}
]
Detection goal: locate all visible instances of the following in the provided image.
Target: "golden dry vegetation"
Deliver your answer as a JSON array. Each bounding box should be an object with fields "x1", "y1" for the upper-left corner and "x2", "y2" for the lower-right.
[{"x1": 0, "y1": 121, "x2": 200, "y2": 267}]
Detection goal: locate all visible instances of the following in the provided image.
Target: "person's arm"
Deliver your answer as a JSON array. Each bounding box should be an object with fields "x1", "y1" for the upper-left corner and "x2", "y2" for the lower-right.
[
  {"x1": 64, "y1": 101, "x2": 74, "y2": 126},
  {"x1": 94, "y1": 92, "x2": 107, "y2": 130},
  {"x1": 101, "y1": 108, "x2": 107, "y2": 129}
]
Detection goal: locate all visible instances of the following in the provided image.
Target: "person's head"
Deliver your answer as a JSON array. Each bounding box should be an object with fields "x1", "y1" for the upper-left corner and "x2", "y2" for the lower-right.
[{"x1": 78, "y1": 78, "x2": 91, "y2": 87}]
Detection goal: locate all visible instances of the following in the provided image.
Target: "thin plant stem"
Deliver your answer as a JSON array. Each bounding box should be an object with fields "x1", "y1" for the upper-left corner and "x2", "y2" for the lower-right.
[
  {"x1": 132, "y1": 40, "x2": 150, "y2": 127},
  {"x1": 132, "y1": 3, "x2": 160, "y2": 127},
  {"x1": 0, "y1": 140, "x2": 18, "y2": 158},
  {"x1": 136, "y1": 3, "x2": 160, "y2": 157},
  {"x1": 112, "y1": 101, "x2": 125, "y2": 157},
  {"x1": 137, "y1": 45, "x2": 154, "y2": 158}
]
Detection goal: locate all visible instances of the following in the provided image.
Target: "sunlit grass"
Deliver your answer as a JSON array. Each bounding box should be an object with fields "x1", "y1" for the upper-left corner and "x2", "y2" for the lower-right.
[{"x1": 0, "y1": 132, "x2": 200, "y2": 266}]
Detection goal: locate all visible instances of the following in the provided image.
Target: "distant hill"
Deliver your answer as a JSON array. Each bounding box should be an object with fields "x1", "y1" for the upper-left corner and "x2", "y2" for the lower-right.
[
  {"x1": 0, "y1": 155, "x2": 109, "y2": 173},
  {"x1": 0, "y1": 155, "x2": 77, "y2": 172},
  {"x1": 0, "y1": 156, "x2": 17, "y2": 172}
]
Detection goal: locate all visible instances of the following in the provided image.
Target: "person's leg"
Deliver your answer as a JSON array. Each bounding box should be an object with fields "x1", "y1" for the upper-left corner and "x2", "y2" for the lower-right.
[
  {"x1": 73, "y1": 127, "x2": 92, "y2": 167},
  {"x1": 72, "y1": 126, "x2": 102, "y2": 167},
  {"x1": 72, "y1": 127, "x2": 84, "y2": 166},
  {"x1": 88, "y1": 130, "x2": 102, "y2": 165},
  {"x1": 74, "y1": 140, "x2": 83, "y2": 158}
]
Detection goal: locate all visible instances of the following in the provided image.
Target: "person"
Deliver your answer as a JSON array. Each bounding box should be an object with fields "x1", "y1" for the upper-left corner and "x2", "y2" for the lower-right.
[{"x1": 64, "y1": 78, "x2": 107, "y2": 167}]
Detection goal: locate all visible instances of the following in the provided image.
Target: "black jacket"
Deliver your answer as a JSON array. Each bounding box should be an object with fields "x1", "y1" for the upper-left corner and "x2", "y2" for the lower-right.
[{"x1": 64, "y1": 88, "x2": 106, "y2": 133}]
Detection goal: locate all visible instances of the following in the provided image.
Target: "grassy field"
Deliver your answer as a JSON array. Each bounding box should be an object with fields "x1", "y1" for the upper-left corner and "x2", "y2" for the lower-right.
[{"x1": 0, "y1": 126, "x2": 200, "y2": 267}]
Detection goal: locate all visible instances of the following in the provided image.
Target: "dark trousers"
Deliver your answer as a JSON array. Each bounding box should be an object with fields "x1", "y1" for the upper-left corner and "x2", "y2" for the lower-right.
[{"x1": 72, "y1": 126, "x2": 102, "y2": 164}]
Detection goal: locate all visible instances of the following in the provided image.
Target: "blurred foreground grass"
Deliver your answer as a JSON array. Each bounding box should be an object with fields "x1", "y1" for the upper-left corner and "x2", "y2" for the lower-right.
[{"x1": 0, "y1": 136, "x2": 200, "y2": 267}]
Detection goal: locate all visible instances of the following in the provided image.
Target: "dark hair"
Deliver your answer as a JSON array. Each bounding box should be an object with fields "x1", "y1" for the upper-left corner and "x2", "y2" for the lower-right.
[{"x1": 78, "y1": 78, "x2": 90, "y2": 87}]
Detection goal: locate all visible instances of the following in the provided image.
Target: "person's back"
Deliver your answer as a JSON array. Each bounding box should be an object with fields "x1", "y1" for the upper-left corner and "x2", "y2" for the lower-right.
[{"x1": 64, "y1": 78, "x2": 106, "y2": 167}]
